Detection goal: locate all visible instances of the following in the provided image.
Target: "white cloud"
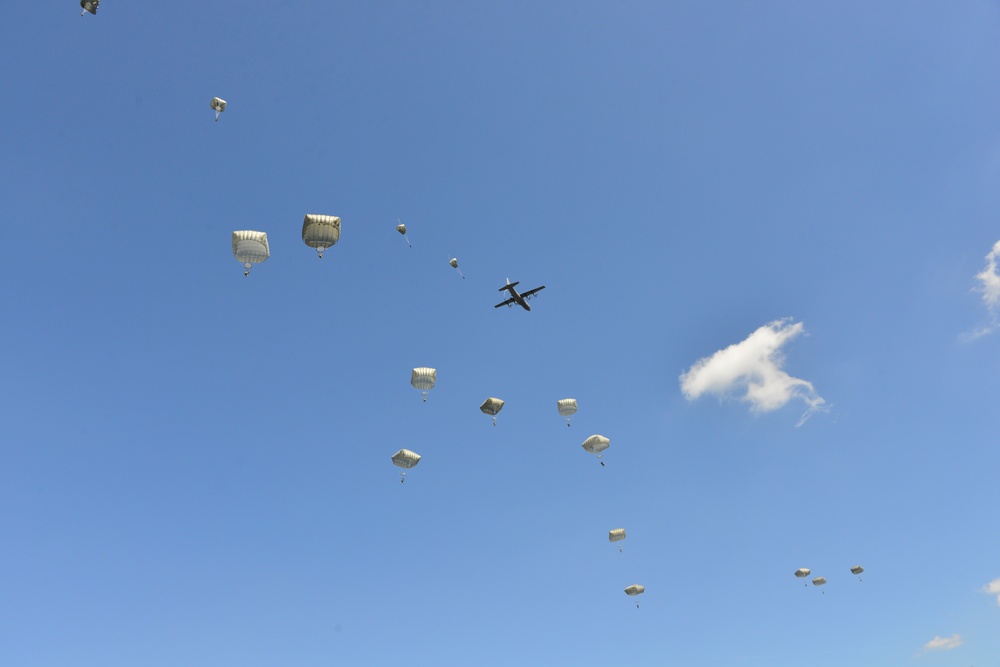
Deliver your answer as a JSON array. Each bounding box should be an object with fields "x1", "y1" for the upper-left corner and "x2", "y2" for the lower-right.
[
  {"x1": 679, "y1": 319, "x2": 826, "y2": 425},
  {"x1": 922, "y1": 634, "x2": 963, "y2": 652},
  {"x1": 967, "y1": 240, "x2": 1000, "y2": 339},
  {"x1": 983, "y1": 577, "x2": 1000, "y2": 605}
]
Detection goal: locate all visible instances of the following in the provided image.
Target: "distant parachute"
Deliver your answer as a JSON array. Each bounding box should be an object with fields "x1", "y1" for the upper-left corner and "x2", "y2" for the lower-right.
[
  {"x1": 557, "y1": 399, "x2": 578, "y2": 427},
  {"x1": 850, "y1": 565, "x2": 864, "y2": 581},
  {"x1": 582, "y1": 434, "x2": 610, "y2": 466},
  {"x1": 210, "y1": 97, "x2": 227, "y2": 122},
  {"x1": 624, "y1": 584, "x2": 645, "y2": 607},
  {"x1": 794, "y1": 568, "x2": 811, "y2": 586},
  {"x1": 449, "y1": 258, "x2": 464, "y2": 279},
  {"x1": 301, "y1": 214, "x2": 341, "y2": 258},
  {"x1": 411, "y1": 367, "x2": 437, "y2": 402},
  {"x1": 609, "y1": 528, "x2": 626, "y2": 552},
  {"x1": 479, "y1": 397, "x2": 504, "y2": 426},
  {"x1": 391, "y1": 448, "x2": 421, "y2": 483},
  {"x1": 80, "y1": 0, "x2": 98, "y2": 15},
  {"x1": 812, "y1": 576, "x2": 827, "y2": 593},
  {"x1": 232, "y1": 231, "x2": 269, "y2": 277},
  {"x1": 396, "y1": 220, "x2": 411, "y2": 248}
]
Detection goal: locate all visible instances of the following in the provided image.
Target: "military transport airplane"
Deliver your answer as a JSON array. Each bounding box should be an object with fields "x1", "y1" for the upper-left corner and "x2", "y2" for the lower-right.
[{"x1": 495, "y1": 278, "x2": 546, "y2": 311}]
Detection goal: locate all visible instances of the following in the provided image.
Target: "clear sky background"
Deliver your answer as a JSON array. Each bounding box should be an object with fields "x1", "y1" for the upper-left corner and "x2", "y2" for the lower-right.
[{"x1": 2, "y1": 2, "x2": 1000, "y2": 665}]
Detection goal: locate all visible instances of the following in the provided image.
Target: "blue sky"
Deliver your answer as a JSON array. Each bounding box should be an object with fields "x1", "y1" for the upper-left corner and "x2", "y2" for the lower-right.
[{"x1": 2, "y1": 2, "x2": 1000, "y2": 665}]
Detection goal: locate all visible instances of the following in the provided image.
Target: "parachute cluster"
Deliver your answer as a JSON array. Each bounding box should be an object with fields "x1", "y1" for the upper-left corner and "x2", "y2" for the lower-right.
[
  {"x1": 400, "y1": 365, "x2": 645, "y2": 603},
  {"x1": 794, "y1": 565, "x2": 865, "y2": 593}
]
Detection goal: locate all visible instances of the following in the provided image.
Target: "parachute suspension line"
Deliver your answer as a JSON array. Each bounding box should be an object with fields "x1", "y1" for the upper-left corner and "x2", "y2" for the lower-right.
[{"x1": 215, "y1": 110, "x2": 221, "y2": 122}]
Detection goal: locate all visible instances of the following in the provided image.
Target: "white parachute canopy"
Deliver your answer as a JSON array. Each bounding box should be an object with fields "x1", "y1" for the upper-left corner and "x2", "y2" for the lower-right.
[
  {"x1": 449, "y1": 258, "x2": 464, "y2": 279},
  {"x1": 232, "y1": 231, "x2": 269, "y2": 277},
  {"x1": 582, "y1": 434, "x2": 610, "y2": 465},
  {"x1": 624, "y1": 584, "x2": 645, "y2": 607},
  {"x1": 391, "y1": 448, "x2": 421, "y2": 483},
  {"x1": 396, "y1": 220, "x2": 411, "y2": 248},
  {"x1": 210, "y1": 97, "x2": 227, "y2": 122},
  {"x1": 812, "y1": 576, "x2": 827, "y2": 592},
  {"x1": 609, "y1": 528, "x2": 626, "y2": 552},
  {"x1": 850, "y1": 565, "x2": 864, "y2": 581},
  {"x1": 557, "y1": 398, "x2": 578, "y2": 427},
  {"x1": 80, "y1": 0, "x2": 99, "y2": 15},
  {"x1": 794, "y1": 568, "x2": 811, "y2": 578},
  {"x1": 302, "y1": 214, "x2": 341, "y2": 258},
  {"x1": 479, "y1": 397, "x2": 504, "y2": 425},
  {"x1": 411, "y1": 367, "x2": 437, "y2": 402}
]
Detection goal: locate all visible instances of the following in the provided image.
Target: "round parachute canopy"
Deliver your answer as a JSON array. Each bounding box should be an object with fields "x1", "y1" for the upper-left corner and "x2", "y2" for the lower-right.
[
  {"x1": 850, "y1": 565, "x2": 864, "y2": 575},
  {"x1": 812, "y1": 577, "x2": 827, "y2": 587},
  {"x1": 411, "y1": 367, "x2": 437, "y2": 401},
  {"x1": 609, "y1": 528, "x2": 626, "y2": 543},
  {"x1": 210, "y1": 97, "x2": 227, "y2": 121},
  {"x1": 794, "y1": 568, "x2": 811, "y2": 578},
  {"x1": 396, "y1": 223, "x2": 407, "y2": 235},
  {"x1": 391, "y1": 449, "x2": 421, "y2": 469},
  {"x1": 557, "y1": 399, "x2": 578, "y2": 418},
  {"x1": 80, "y1": 0, "x2": 99, "y2": 14},
  {"x1": 582, "y1": 434, "x2": 610, "y2": 456},
  {"x1": 302, "y1": 214, "x2": 341, "y2": 258},
  {"x1": 624, "y1": 584, "x2": 645, "y2": 596},
  {"x1": 232, "y1": 231, "x2": 269, "y2": 276},
  {"x1": 479, "y1": 397, "x2": 504, "y2": 416},
  {"x1": 449, "y1": 258, "x2": 459, "y2": 269}
]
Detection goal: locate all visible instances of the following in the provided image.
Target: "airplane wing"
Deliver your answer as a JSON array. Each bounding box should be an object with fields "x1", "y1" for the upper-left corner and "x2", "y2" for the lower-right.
[
  {"x1": 520, "y1": 286, "x2": 546, "y2": 300},
  {"x1": 495, "y1": 297, "x2": 516, "y2": 308}
]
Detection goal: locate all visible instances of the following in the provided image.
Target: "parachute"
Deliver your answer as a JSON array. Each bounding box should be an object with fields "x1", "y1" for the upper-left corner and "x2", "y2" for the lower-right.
[
  {"x1": 850, "y1": 565, "x2": 864, "y2": 581},
  {"x1": 411, "y1": 367, "x2": 437, "y2": 402},
  {"x1": 80, "y1": 0, "x2": 98, "y2": 15},
  {"x1": 396, "y1": 220, "x2": 411, "y2": 248},
  {"x1": 624, "y1": 584, "x2": 645, "y2": 607},
  {"x1": 794, "y1": 568, "x2": 811, "y2": 586},
  {"x1": 609, "y1": 528, "x2": 626, "y2": 552},
  {"x1": 582, "y1": 434, "x2": 610, "y2": 466},
  {"x1": 232, "y1": 231, "x2": 269, "y2": 276},
  {"x1": 210, "y1": 97, "x2": 227, "y2": 122},
  {"x1": 812, "y1": 577, "x2": 827, "y2": 593},
  {"x1": 449, "y1": 258, "x2": 464, "y2": 279},
  {"x1": 557, "y1": 398, "x2": 578, "y2": 427},
  {"x1": 301, "y1": 214, "x2": 341, "y2": 258},
  {"x1": 391, "y1": 448, "x2": 421, "y2": 483},
  {"x1": 479, "y1": 397, "x2": 504, "y2": 426}
]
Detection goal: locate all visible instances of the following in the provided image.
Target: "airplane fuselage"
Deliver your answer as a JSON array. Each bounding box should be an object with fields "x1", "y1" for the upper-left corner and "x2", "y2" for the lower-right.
[{"x1": 507, "y1": 286, "x2": 530, "y2": 311}]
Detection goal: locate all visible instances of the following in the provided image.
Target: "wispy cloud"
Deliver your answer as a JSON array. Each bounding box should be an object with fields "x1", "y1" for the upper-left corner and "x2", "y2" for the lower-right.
[
  {"x1": 983, "y1": 578, "x2": 1000, "y2": 605},
  {"x1": 965, "y1": 240, "x2": 1000, "y2": 339},
  {"x1": 921, "y1": 634, "x2": 963, "y2": 652},
  {"x1": 679, "y1": 319, "x2": 826, "y2": 425}
]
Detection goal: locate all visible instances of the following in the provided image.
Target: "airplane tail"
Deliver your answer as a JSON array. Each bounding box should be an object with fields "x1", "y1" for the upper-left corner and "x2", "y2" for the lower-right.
[{"x1": 500, "y1": 278, "x2": 520, "y2": 292}]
